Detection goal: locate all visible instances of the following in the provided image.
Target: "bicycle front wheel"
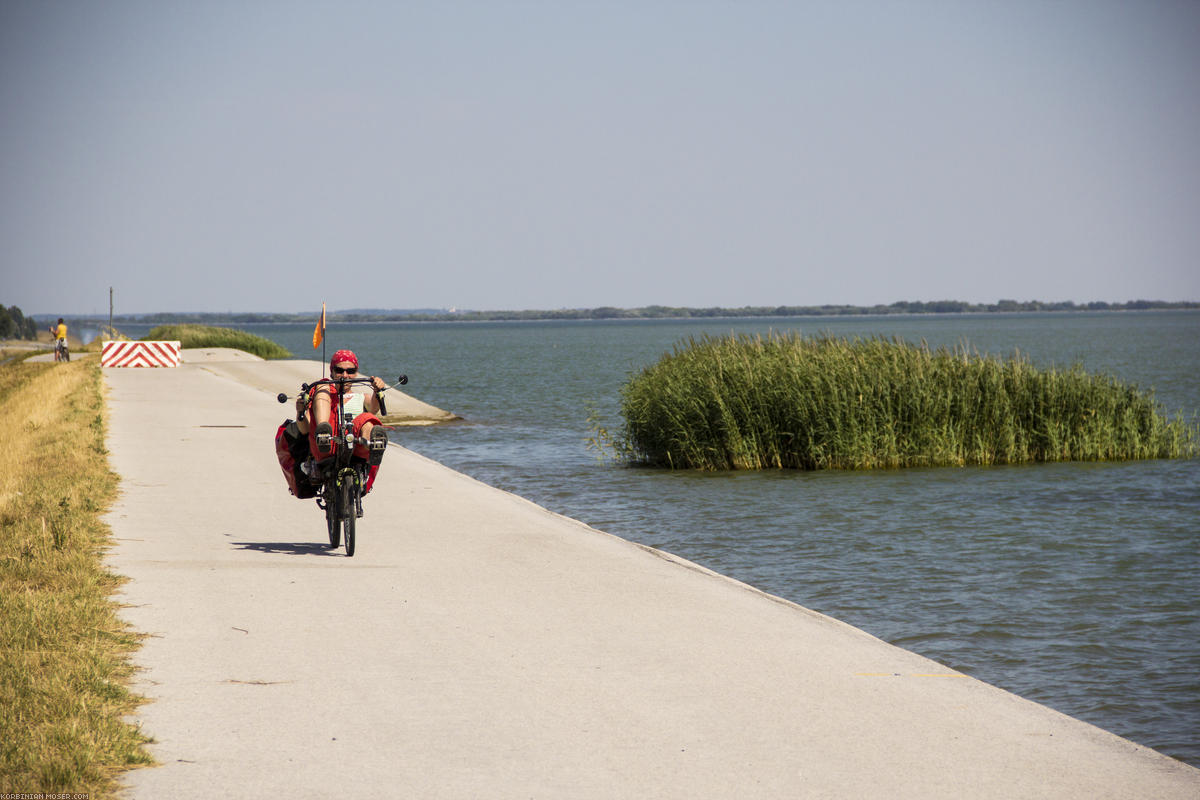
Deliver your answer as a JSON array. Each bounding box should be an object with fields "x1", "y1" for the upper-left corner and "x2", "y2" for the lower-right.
[
  {"x1": 325, "y1": 488, "x2": 340, "y2": 549},
  {"x1": 342, "y1": 479, "x2": 356, "y2": 557}
]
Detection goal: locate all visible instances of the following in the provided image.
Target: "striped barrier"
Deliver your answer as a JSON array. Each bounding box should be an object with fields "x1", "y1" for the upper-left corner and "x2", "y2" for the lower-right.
[{"x1": 101, "y1": 340, "x2": 182, "y2": 368}]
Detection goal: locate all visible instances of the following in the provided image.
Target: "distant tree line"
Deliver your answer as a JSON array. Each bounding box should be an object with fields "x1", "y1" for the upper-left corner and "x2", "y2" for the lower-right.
[
  {"x1": 0, "y1": 304, "x2": 40, "y2": 340},
  {"x1": 392, "y1": 299, "x2": 1198, "y2": 321},
  {"x1": 54, "y1": 298, "x2": 1200, "y2": 326}
]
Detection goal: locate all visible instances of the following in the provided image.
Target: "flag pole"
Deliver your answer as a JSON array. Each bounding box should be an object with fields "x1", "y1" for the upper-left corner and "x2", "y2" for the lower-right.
[{"x1": 313, "y1": 302, "x2": 327, "y2": 377}]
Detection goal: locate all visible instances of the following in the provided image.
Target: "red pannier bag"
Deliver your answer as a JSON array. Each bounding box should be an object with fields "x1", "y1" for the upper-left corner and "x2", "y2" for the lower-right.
[
  {"x1": 275, "y1": 420, "x2": 380, "y2": 498},
  {"x1": 275, "y1": 421, "x2": 316, "y2": 499}
]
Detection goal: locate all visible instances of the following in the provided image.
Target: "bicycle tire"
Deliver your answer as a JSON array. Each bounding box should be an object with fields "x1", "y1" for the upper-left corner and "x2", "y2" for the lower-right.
[
  {"x1": 326, "y1": 485, "x2": 340, "y2": 549},
  {"x1": 342, "y1": 478, "x2": 356, "y2": 557}
]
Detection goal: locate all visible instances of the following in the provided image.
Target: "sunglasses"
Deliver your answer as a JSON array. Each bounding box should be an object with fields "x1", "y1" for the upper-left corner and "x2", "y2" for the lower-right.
[{"x1": 332, "y1": 366, "x2": 357, "y2": 375}]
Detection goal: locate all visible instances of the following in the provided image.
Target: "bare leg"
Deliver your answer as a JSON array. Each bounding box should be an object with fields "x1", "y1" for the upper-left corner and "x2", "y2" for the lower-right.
[
  {"x1": 312, "y1": 387, "x2": 332, "y2": 427},
  {"x1": 310, "y1": 387, "x2": 334, "y2": 456}
]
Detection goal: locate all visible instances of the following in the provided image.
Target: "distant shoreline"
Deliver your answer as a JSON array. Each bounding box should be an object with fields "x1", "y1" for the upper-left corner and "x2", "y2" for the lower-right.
[{"x1": 44, "y1": 299, "x2": 1200, "y2": 326}]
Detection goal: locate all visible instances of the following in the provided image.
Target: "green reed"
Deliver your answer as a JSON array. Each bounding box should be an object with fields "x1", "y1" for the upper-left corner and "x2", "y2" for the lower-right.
[
  {"x1": 144, "y1": 324, "x2": 291, "y2": 359},
  {"x1": 611, "y1": 332, "x2": 1197, "y2": 470}
]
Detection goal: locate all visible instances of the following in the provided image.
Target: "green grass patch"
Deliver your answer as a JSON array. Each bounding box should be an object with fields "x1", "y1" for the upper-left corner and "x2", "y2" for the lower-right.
[
  {"x1": 0, "y1": 359, "x2": 153, "y2": 796},
  {"x1": 144, "y1": 324, "x2": 290, "y2": 359},
  {"x1": 605, "y1": 332, "x2": 1198, "y2": 470}
]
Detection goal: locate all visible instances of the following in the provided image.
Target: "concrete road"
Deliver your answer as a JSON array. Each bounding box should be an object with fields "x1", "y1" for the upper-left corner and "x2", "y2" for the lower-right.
[
  {"x1": 182, "y1": 350, "x2": 459, "y2": 425},
  {"x1": 105, "y1": 357, "x2": 1199, "y2": 799}
]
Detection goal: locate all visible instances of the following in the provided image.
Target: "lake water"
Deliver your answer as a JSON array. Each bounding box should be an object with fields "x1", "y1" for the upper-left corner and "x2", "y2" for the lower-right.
[{"x1": 122, "y1": 311, "x2": 1200, "y2": 765}]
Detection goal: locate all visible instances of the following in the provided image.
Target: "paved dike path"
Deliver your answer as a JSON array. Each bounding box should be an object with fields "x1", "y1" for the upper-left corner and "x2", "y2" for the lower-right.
[{"x1": 105, "y1": 352, "x2": 1199, "y2": 799}]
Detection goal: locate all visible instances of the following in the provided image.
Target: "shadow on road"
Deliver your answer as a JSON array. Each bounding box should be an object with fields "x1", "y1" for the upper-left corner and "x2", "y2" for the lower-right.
[{"x1": 232, "y1": 541, "x2": 341, "y2": 556}]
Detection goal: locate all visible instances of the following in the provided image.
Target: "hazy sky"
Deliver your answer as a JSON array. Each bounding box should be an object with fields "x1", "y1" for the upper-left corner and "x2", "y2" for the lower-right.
[{"x1": 3, "y1": 0, "x2": 1198, "y2": 315}]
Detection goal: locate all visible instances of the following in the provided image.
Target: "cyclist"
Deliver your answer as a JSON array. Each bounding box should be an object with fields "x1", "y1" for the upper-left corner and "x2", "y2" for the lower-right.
[
  {"x1": 275, "y1": 349, "x2": 388, "y2": 501},
  {"x1": 53, "y1": 318, "x2": 69, "y2": 362},
  {"x1": 301, "y1": 349, "x2": 388, "y2": 464}
]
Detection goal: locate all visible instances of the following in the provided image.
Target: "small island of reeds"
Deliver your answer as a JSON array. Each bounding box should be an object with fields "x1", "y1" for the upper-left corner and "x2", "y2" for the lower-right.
[
  {"x1": 606, "y1": 333, "x2": 1196, "y2": 470},
  {"x1": 144, "y1": 324, "x2": 291, "y2": 360}
]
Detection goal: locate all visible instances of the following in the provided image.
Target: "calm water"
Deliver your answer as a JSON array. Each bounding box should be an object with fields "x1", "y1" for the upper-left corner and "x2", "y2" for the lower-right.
[{"x1": 128, "y1": 312, "x2": 1200, "y2": 765}]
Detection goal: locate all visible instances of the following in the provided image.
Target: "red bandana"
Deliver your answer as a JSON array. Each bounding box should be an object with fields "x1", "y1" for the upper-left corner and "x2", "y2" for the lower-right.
[{"x1": 330, "y1": 349, "x2": 358, "y2": 370}]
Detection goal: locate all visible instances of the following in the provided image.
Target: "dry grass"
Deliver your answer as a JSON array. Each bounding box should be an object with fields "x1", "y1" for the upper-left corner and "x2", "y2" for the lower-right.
[{"x1": 0, "y1": 359, "x2": 153, "y2": 795}]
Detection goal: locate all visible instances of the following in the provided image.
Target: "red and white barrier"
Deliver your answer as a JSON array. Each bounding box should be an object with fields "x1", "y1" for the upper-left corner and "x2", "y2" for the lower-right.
[{"x1": 101, "y1": 340, "x2": 182, "y2": 368}]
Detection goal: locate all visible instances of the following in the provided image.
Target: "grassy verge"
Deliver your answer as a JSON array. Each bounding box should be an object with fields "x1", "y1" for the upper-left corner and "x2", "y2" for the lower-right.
[
  {"x1": 0, "y1": 359, "x2": 153, "y2": 795},
  {"x1": 609, "y1": 332, "x2": 1198, "y2": 470},
  {"x1": 145, "y1": 324, "x2": 290, "y2": 359}
]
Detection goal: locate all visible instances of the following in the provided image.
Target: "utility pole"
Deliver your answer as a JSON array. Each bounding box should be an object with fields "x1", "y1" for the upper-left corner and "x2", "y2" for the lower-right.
[{"x1": 108, "y1": 287, "x2": 113, "y2": 339}]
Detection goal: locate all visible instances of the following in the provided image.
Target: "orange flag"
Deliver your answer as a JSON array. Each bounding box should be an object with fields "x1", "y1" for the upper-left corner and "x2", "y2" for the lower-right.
[{"x1": 312, "y1": 303, "x2": 326, "y2": 349}]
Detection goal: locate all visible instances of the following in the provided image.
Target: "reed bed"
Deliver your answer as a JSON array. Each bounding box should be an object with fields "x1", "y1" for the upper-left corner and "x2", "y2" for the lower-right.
[
  {"x1": 145, "y1": 324, "x2": 291, "y2": 359},
  {"x1": 613, "y1": 332, "x2": 1196, "y2": 470}
]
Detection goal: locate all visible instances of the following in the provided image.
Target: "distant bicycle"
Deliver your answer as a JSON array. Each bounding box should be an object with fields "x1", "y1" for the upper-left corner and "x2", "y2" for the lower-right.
[
  {"x1": 51, "y1": 319, "x2": 69, "y2": 362},
  {"x1": 276, "y1": 374, "x2": 405, "y2": 556}
]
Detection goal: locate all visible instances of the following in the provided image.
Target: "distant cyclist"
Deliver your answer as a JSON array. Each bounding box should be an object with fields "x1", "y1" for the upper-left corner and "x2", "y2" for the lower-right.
[{"x1": 52, "y1": 318, "x2": 69, "y2": 362}]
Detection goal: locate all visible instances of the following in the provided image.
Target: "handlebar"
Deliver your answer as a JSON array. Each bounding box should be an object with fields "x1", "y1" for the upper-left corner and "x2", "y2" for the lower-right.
[{"x1": 277, "y1": 375, "x2": 408, "y2": 419}]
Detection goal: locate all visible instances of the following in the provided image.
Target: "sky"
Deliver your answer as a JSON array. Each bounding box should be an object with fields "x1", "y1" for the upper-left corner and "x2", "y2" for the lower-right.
[{"x1": 2, "y1": 0, "x2": 1198, "y2": 316}]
